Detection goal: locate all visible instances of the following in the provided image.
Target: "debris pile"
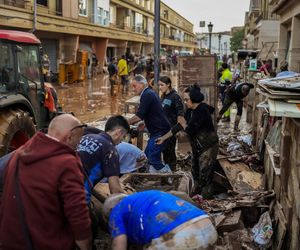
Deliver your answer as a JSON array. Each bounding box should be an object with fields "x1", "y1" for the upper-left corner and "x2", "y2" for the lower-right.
[
  {"x1": 195, "y1": 190, "x2": 275, "y2": 249},
  {"x1": 89, "y1": 112, "x2": 277, "y2": 249},
  {"x1": 257, "y1": 74, "x2": 300, "y2": 118},
  {"x1": 201, "y1": 120, "x2": 276, "y2": 249}
]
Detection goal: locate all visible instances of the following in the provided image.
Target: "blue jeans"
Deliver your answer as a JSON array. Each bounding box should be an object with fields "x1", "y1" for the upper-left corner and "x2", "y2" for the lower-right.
[{"x1": 145, "y1": 135, "x2": 166, "y2": 170}]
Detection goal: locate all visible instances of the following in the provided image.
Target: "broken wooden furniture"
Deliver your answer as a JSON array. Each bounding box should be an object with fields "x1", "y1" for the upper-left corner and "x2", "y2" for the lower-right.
[
  {"x1": 124, "y1": 95, "x2": 140, "y2": 114},
  {"x1": 92, "y1": 172, "x2": 194, "y2": 202}
]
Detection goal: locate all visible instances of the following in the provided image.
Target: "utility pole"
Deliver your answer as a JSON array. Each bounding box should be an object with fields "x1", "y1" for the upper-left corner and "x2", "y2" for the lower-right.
[
  {"x1": 218, "y1": 33, "x2": 222, "y2": 56},
  {"x1": 30, "y1": 0, "x2": 37, "y2": 33},
  {"x1": 208, "y1": 22, "x2": 213, "y2": 54},
  {"x1": 154, "y1": 0, "x2": 160, "y2": 85}
]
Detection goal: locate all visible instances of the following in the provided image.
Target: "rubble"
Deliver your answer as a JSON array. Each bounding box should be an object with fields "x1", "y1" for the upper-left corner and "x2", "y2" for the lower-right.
[
  {"x1": 196, "y1": 190, "x2": 275, "y2": 213},
  {"x1": 218, "y1": 159, "x2": 264, "y2": 192},
  {"x1": 90, "y1": 98, "x2": 274, "y2": 249}
]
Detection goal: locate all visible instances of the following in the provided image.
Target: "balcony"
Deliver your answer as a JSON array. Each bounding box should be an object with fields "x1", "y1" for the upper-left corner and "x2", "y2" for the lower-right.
[
  {"x1": 132, "y1": 26, "x2": 143, "y2": 33},
  {"x1": 255, "y1": 12, "x2": 279, "y2": 24},
  {"x1": 0, "y1": 0, "x2": 25, "y2": 8}
]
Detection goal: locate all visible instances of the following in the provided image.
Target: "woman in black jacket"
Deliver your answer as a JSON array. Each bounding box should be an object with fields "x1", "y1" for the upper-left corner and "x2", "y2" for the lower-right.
[
  {"x1": 159, "y1": 76, "x2": 184, "y2": 170},
  {"x1": 156, "y1": 84, "x2": 218, "y2": 196}
]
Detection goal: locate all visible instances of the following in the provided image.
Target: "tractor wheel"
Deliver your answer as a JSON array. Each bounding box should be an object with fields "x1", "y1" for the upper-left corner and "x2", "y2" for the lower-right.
[{"x1": 0, "y1": 109, "x2": 36, "y2": 156}]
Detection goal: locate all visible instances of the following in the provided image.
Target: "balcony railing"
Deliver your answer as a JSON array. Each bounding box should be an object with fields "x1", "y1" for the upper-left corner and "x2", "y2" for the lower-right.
[
  {"x1": 0, "y1": 0, "x2": 25, "y2": 8},
  {"x1": 255, "y1": 12, "x2": 279, "y2": 24}
]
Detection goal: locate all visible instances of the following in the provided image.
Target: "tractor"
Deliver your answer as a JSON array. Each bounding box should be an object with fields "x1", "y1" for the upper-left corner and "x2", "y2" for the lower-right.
[{"x1": 0, "y1": 30, "x2": 58, "y2": 156}]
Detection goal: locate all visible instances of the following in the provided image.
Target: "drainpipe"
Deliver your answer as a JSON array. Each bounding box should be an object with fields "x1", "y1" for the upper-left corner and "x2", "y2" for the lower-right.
[
  {"x1": 154, "y1": 0, "x2": 160, "y2": 86},
  {"x1": 30, "y1": 0, "x2": 37, "y2": 33}
]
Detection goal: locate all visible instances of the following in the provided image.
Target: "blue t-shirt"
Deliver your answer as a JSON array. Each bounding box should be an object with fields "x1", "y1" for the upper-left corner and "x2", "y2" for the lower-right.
[
  {"x1": 276, "y1": 71, "x2": 298, "y2": 77},
  {"x1": 109, "y1": 190, "x2": 207, "y2": 245},
  {"x1": 116, "y1": 142, "x2": 146, "y2": 174},
  {"x1": 136, "y1": 87, "x2": 170, "y2": 137},
  {"x1": 77, "y1": 132, "x2": 120, "y2": 202}
]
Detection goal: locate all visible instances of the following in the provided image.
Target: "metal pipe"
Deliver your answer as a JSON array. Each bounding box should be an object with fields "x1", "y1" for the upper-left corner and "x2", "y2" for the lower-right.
[
  {"x1": 154, "y1": 0, "x2": 160, "y2": 85},
  {"x1": 30, "y1": 0, "x2": 37, "y2": 33},
  {"x1": 218, "y1": 34, "x2": 222, "y2": 56},
  {"x1": 209, "y1": 33, "x2": 212, "y2": 54}
]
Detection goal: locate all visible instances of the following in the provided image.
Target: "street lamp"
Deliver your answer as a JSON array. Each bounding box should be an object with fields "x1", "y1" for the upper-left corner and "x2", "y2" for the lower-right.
[
  {"x1": 218, "y1": 33, "x2": 222, "y2": 56},
  {"x1": 154, "y1": 0, "x2": 160, "y2": 85},
  {"x1": 207, "y1": 22, "x2": 213, "y2": 54}
]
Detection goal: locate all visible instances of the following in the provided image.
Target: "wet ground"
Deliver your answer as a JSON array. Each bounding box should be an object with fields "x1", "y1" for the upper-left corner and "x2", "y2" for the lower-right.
[{"x1": 55, "y1": 71, "x2": 178, "y2": 123}]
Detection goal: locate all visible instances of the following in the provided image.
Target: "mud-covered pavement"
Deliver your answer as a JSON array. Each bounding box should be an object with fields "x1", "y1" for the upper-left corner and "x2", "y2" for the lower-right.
[
  {"x1": 55, "y1": 72, "x2": 177, "y2": 123},
  {"x1": 55, "y1": 74, "x2": 133, "y2": 123}
]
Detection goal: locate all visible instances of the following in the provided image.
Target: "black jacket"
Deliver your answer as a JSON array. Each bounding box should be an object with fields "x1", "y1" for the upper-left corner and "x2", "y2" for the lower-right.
[{"x1": 161, "y1": 89, "x2": 184, "y2": 126}]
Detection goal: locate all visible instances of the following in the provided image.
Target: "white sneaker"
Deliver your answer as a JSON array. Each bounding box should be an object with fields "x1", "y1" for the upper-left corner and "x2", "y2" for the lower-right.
[{"x1": 149, "y1": 164, "x2": 172, "y2": 173}]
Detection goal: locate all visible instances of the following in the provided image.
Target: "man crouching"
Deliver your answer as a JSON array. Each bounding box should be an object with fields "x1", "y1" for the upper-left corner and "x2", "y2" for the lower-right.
[{"x1": 103, "y1": 190, "x2": 217, "y2": 249}]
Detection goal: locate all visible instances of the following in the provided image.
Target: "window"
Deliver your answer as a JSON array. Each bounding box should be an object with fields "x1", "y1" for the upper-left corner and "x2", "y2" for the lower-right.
[
  {"x1": 0, "y1": 43, "x2": 14, "y2": 92},
  {"x1": 79, "y1": 0, "x2": 88, "y2": 16},
  {"x1": 109, "y1": 6, "x2": 115, "y2": 24},
  {"x1": 140, "y1": 0, "x2": 144, "y2": 7},
  {"x1": 37, "y1": 0, "x2": 47, "y2": 6},
  {"x1": 95, "y1": 0, "x2": 110, "y2": 26},
  {"x1": 148, "y1": 19, "x2": 154, "y2": 35},
  {"x1": 135, "y1": 13, "x2": 143, "y2": 33},
  {"x1": 163, "y1": 10, "x2": 168, "y2": 19},
  {"x1": 18, "y1": 45, "x2": 41, "y2": 86},
  {"x1": 285, "y1": 30, "x2": 291, "y2": 61},
  {"x1": 146, "y1": 0, "x2": 150, "y2": 10},
  {"x1": 104, "y1": 11, "x2": 110, "y2": 25}
]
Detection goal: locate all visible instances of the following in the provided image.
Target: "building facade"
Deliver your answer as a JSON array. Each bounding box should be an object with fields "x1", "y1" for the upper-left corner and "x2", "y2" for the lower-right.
[
  {"x1": 271, "y1": 0, "x2": 300, "y2": 73},
  {"x1": 244, "y1": 0, "x2": 279, "y2": 61},
  {"x1": 0, "y1": 0, "x2": 196, "y2": 81},
  {"x1": 196, "y1": 32, "x2": 232, "y2": 57}
]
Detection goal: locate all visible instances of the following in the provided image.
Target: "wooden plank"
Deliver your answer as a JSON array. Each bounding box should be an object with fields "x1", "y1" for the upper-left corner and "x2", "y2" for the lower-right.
[
  {"x1": 120, "y1": 173, "x2": 191, "y2": 194},
  {"x1": 265, "y1": 141, "x2": 281, "y2": 175},
  {"x1": 213, "y1": 214, "x2": 226, "y2": 228},
  {"x1": 256, "y1": 87, "x2": 300, "y2": 99},
  {"x1": 280, "y1": 130, "x2": 291, "y2": 192},
  {"x1": 218, "y1": 159, "x2": 264, "y2": 192},
  {"x1": 218, "y1": 210, "x2": 242, "y2": 233},
  {"x1": 273, "y1": 202, "x2": 287, "y2": 250},
  {"x1": 280, "y1": 192, "x2": 292, "y2": 227},
  {"x1": 212, "y1": 171, "x2": 232, "y2": 190},
  {"x1": 258, "y1": 82, "x2": 300, "y2": 97}
]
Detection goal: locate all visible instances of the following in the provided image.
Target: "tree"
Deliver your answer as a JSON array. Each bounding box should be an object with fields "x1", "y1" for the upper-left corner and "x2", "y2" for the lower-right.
[{"x1": 230, "y1": 29, "x2": 245, "y2": 52}]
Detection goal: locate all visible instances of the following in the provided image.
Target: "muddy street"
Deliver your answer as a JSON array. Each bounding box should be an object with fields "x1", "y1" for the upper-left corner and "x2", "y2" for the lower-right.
[
  {"x1": 55, "y1": 74, "x2": 134, "y2": 123},
  {"x1": 55, "y1": 72, "x2": 178, "y2": 123}
]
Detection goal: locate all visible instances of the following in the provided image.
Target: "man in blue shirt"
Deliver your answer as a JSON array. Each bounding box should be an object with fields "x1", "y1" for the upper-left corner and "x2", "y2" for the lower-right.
[
  {"x1": 128, "y1": 75, "x2": 171, "y2": 173},
  {"x1": 116, "y1": 142, "x2": 147, "y2": 174},
  {"x1": 103, "y1": 190, "x2": 217, "y2": 249},
  {"x1": 77, "y1": 115, "x2": 130, "y2": 202},
  {"x1": 276, "y1": 60, "x2": 298, "y2": 77}
]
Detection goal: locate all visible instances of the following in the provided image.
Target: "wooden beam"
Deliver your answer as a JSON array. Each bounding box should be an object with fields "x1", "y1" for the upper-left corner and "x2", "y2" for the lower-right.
[{"x1": 218, "y1": 159, "x2": 264, "y2": 192}]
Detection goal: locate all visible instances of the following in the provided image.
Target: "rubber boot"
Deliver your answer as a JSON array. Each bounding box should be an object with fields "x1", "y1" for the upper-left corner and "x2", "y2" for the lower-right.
[
  {"x1": 223, "y1": 109, "x2": 231, "y2": 122},
  {"x1": 234, "y1": 115, "x2": 241, "y2": 131}
]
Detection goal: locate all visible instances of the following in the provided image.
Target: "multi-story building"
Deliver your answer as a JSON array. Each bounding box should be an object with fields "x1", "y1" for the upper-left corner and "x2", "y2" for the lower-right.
[
  {"x1": 244, "y1": 0, "x2": 279, "y2": 61},
  {"x1": 0, "y1": 0, "x2": 196, "y2": 80},
  {"x1": 271, "y1": 0, "x2": 300, "y2": 73},
  {"x1": 196, "y1": 32, "x2": 232, "y2": 57}
]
